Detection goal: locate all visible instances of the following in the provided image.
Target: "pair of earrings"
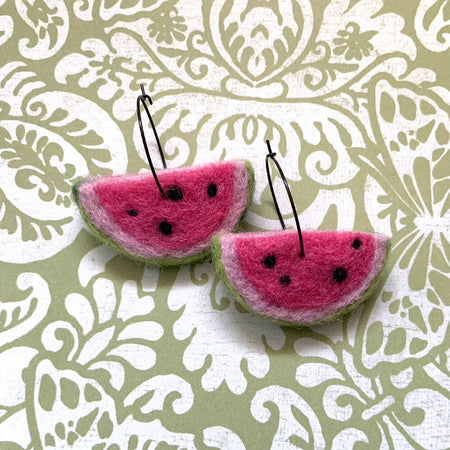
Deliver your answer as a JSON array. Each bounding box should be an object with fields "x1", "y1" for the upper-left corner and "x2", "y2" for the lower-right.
[{"x1": 73, "y1": 86, "x2": 390, "y2": 327}]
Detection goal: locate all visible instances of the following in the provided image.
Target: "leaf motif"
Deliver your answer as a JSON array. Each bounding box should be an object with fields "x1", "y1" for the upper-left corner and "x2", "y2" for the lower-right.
[
  {"x1": 77, "y1": 246, "x2": 118, "y2": 288},
  {"x1": 30, "y1": 359, "x2": 198, "y2": 448},
  {"x1": 0, "y1": 15, "x2": 13, "y2": 47},
  {"x1": 76, "y1": 326, "x2": 115, "y2": 365},
  {"x1": 294, "y1": 337, "x2": 339, "y2": 364},
  {"x1": 296, "y1": 363, "x2": 345, "y2": 388},
  {"x1": 210, "y1": 0, "x2": 313, "y2": 82},
  {"x1": 429, "y1": 270, "x2": 450, "y2": 306},
  {"x1": 168, "y1": 262, "x2": 285, "y2": 395},
  {"x1": 416, "y1": 0, "x2": 450, "y2": 52},
  {"x1": 41, "y1": 321, "x2": 79, "y2": 360},
  {"x1": 332, "y1": 428, "x2": 369, "y2": 448},
  {"x1": 99, "y1": 0, "x2": 161, "y2": 20},
  {"x1": 203, "y1": 426, "x2": 245, "y2": 450},
  {"x1": 322, "y1": 385, "x2": 365, "y2": 422},
  {"x1": 15, "y1": 0, "x2": 69, "y2": 59},
  {"x1": 0, "y1": 70, "x2": 127, "y2": 263},
  {"x1": 390, "y1": 367, "x2": 414, "y2": 389},
  {"x1": 117, "y1": 321, "x2": 164, "y2": 342},
  {"x1": 284, "y1": 0, "x2": 416, "y2": 98},
  {"x1": 341, "y1": 350, "x2": 375, "y2": 400},
  {"x1": 356, "y1": 76, "x2": 450, "y2": 371},
  {"x1": 0, "y1": 120, "x2": 81, "y2": 239},
  {"x1": 0, "y1": 273, "x2": 51, "y2": 347},
  {"x1": 117, "y1": 281, "x2": 155, "y2": 322},
  {"x1": 123, "y1": 374, "x2": 193, "y2": 415},
  {"x1": 408, "y1": 306, "x2": 427, "y2": 334},
  {"x1": 384, "y1": 328, "x2": 407, "y2": 355},
  {"x1": 365, "y1": 321, "x2": 384, "y2": 356},
  {"x1": 89, "y1": 361, "x2": 125, "y2": 391},
  {"x1": 368, "y1": 75, "x2": 450, "y2": 184},
  {"x1": 360, "y1": 272, "x2": 450, "y2": 370},
  {"x1": 107, "y1": 344, "x2": 156, "y2": 371},
  {"x1": 25, "y1": 92, "x2": 118, "y2": 173},
  {"x1": 242, "y1": 115, "x2": 258, "y2": 145},
  {"x1": 251, "y1": 386, "x2": 325, "y2": 448},
  {"x1": 396, "y1": 388, "x2": 450, "y2": 449},
  {"x1": 54, "y1": 34, "x2": 177, "y2": 121},
  {"x1": 92, "y1": 278, "x2": 117, "y2": 325},
  {"x1": 65, "y1": 293, "x2": 95, "y2": 335},
  {"x1": 29, "y1": 359, "x2": 118, "y2": 447},
  {"x1": 423, "y1": 0, "x2": 444, "y2": 30}
]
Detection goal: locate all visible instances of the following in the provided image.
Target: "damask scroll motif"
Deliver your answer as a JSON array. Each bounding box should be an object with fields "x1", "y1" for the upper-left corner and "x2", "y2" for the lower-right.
[{"x1": 0, "y1": 0, "x2": 449, "y2": 448}]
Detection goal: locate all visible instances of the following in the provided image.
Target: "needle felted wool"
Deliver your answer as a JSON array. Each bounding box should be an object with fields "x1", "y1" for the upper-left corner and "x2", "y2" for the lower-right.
[
  {"x1": 73, "y1": 160, "x2": 254, "y2": 265},
  {"x1": 212, "y1": 230, "x2": 390, "y2": 326}
]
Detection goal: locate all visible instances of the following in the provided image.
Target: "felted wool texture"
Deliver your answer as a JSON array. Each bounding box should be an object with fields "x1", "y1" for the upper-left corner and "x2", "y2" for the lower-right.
[
  {"x1": 73, "y1": 160, "x2": 254, "y2": 264},
  {"x1": 212, "y1": 230, "x2": 390, "y2": 326}
]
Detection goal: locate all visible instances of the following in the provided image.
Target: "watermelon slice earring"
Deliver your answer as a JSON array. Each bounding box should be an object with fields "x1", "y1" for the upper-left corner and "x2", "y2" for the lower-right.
[
  {"x1": 212, "y1": 140, "x2": 390, "y2": 326},
  {"x1": 72, "y1": 85, "x2": 254, "y2": 265}
]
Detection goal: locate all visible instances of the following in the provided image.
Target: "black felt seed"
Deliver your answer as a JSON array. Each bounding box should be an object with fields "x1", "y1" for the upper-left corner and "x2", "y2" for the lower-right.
[
  {"x1": 127, "y1": 209, "x2": 138, "y2": 217},
  {"x1": 168, "y1": 186, "x2": 183, "y2": 201},
  {"x1": 159, "y1": 221, "x2": 172, "y2": 235},
  {"x1": 207, "y1": 183, "x2": 217, "y2": 197},
  {"x1": 352, "y1": 238, "x2": 362, "y2": 249},
  {"x1": 279, "y1": 275, "x2": 291, "y2": 286},
  {"x1": 263, "y1": 254, "x2": 276, "y2": 268},
  {"x1": 333, "y1": 267, "x2": 347, "y2": 282}
]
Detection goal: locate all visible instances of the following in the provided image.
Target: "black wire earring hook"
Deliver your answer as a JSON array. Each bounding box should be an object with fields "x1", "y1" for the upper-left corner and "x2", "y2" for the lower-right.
[
  {"x1": 137, "y1": 84, "x2": 167, "y2": 196},
  {"x1": 265, "y1": 140, "x2": 305, "y2": 258}
]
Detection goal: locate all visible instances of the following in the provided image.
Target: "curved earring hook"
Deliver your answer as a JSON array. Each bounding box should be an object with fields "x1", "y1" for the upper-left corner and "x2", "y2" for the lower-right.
[
  {"x1": 136, "y1": 84, "x2": 167, "y2": 196},
  {"x1": 265, "y1": 140, "x2": 305, "y2": 257}
]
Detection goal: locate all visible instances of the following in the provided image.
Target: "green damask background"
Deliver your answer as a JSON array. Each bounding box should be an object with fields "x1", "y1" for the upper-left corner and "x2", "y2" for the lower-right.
[{"x1": 0, "y1": 0, "x2": 449, "y2": 448}]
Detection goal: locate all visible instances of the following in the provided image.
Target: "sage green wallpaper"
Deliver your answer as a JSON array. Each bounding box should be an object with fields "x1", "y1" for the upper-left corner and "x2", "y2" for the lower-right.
[{"x1": 0, "y1": 0, "x2": 449, "y2": 448}]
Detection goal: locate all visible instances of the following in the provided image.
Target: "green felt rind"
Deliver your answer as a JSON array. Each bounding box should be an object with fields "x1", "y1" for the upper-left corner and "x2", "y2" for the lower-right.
[
  {"x1": 211, "y1": 234, "x2": 391, "y2": 327},
  {"x1": 72, "y1": 161, "x2": 255, "y2": 267}
]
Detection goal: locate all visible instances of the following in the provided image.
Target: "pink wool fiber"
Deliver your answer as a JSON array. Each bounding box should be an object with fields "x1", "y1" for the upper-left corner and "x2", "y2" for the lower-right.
[
  {"x1": 77, "y1": 161, "x2": 250, "y2": 259},
  {"x1": 219, "y1": 230, "x2": 388, "y2": 324}
]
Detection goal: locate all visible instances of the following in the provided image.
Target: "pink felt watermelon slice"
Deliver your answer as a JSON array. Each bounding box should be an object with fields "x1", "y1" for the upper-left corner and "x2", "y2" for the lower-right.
[
  {"x1": 73, "y1": 161, "x2": 254, "y2": 265},
  {"x1": 212, "y1": 230, "x2": 390, "y2": 325}
]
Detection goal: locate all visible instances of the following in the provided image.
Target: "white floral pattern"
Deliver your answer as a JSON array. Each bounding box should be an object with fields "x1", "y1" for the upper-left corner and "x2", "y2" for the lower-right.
[{"x1": 0, "y1": 0, "x2": 449, "y2": 448}]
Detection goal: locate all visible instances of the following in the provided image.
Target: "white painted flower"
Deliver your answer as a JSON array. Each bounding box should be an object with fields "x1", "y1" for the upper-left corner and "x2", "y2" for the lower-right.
[
  {"x1": 293, "y1": 334, "x2": 450, "y2": 449},
  {"x1": 55, "y1": 37, "x2": 134, "y2": 117},
  {"x1": 168, "y1": 261, "x2": 285, "y2": 395},
  {"x1": 39, "y1": 277, "x2": 164, "y2": 392},
  {"x1": 54, "y1": 33, "x2": 180, "y2": 120}
]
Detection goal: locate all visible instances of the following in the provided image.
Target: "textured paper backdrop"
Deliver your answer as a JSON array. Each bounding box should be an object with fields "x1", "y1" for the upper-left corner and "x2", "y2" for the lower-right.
[{"x1": 0, "y1": 0, "x2": 449, "y2": 448}]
